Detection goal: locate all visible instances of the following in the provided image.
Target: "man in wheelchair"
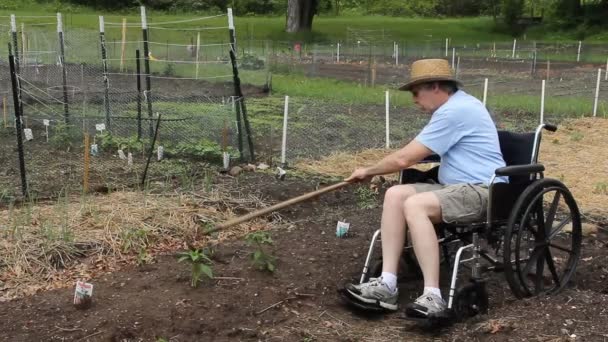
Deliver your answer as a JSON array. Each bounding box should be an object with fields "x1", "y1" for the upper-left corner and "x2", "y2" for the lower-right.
[{"x1": 341, "y1": 59, "x2": 582, "y2": 323}]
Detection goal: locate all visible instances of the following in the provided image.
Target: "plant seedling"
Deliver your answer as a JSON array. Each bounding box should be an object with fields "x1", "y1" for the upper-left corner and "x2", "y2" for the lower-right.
[
  {"x1": 178, "y1": 247, "x2": 214, "y2": 288},
  {"x1": 245, "y1": 231, "x2": 277, "y2": 272},
  {"x1": 355, "y1": 186, "x2": 377, "y2": 209}
]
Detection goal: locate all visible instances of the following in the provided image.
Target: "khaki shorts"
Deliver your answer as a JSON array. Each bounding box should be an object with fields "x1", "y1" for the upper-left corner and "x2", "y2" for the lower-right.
[{"x1": 410, "y1": 183, "x2": 489, "y2": 224}]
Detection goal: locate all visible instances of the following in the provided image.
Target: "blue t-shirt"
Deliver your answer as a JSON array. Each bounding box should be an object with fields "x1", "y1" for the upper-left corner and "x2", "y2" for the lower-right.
[{"x1": 415, "y1": 90, "x2": 506, "y2": 185}]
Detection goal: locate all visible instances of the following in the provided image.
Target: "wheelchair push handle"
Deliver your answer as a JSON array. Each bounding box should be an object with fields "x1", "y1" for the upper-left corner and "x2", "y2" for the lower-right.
[{"x1": 543, "y1": 123, "x2": 557, "y2": 132}]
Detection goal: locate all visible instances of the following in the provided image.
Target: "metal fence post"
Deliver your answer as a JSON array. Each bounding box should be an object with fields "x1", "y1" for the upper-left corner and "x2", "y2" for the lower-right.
[{"x1": 9, "y1": 50, "x2": 28, "y2": 197}]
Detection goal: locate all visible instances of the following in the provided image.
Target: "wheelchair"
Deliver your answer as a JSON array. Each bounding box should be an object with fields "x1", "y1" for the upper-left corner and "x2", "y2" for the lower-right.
[{"x1": 340, "y1": 123, "x2": 582, "y2": 324}]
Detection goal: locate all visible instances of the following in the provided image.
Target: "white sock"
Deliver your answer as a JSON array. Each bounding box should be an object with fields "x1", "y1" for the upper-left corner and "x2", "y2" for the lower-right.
[
  {"x1": 380, "y1": 272, "x2": 397, "y2": 293},
  {"x1": 423, "y1": 286, "x2": 442, "y2": 299}
]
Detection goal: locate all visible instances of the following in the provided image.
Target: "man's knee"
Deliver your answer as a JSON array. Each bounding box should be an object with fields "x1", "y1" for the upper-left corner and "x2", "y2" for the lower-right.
[
  {"x1": 403, "y1": 193, "x2": 442, "y2": 224},
  {"x1": 384, "y1": 185, "x2": 417, "y2": 205}
]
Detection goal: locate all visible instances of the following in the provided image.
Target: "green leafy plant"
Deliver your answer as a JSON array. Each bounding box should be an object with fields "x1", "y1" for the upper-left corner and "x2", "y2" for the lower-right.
[
  {"x1": 355, "y1": 186, "x2": 377, "y2": 209},
  {"x1": 570, "y1": 131, "x2": 584, "y2": 142},
  {"x1": 593, "y1": 182, "x2": 608, "y2": 195},
  {"x1": 163, "y1": 63, "x2": 176, "y2": 76},
  {"x1": 166, "y1": 139, "x2": 237, "y2": 163},
  {"x1": 97, "y1": 132, "x2": 147, "y2": 153},
  {"x1": 137, "y1": 247, "x2": 153, "y2": 266},
  {"x1": 177, "y1": 247, "x2": 214, "y2": 288},
  {"x1": 50, "y1": 122, "x2": 78, "y2": 150},
  {"x1": 121, "y1": 228, "x2": 150, "y2": 253},
  {"x1": 245, "y1": 231, "x2": 276, "y2": 272}
]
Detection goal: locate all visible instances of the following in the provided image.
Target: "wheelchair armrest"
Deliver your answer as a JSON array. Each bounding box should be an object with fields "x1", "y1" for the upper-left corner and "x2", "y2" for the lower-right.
[
  {"x1": 494, "y1": 163, "x2": 545, "y2": 177},
  {"x1": 400, "y1": 165, "x2": 439, "y2": 184},
  {"x1": 419, "y1": 154, "x2": 440, "y2": 163}
]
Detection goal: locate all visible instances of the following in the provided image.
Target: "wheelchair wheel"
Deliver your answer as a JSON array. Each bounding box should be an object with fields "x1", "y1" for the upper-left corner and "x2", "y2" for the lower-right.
[{"x1": 503, "y1": 178, "x2": 582, "y2": 298}]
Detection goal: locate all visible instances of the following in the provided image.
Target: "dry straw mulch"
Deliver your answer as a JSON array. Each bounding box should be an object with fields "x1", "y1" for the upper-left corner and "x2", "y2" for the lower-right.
[
  {"x1": 540, "y1": 117, "x2": 608, "y2": 222},
  {"x1": 0, "y1": 186, "x2": 278, "y2": 301}
]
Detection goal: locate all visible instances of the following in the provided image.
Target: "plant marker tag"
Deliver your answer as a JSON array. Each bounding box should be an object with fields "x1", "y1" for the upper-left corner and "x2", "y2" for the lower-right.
[
  {"x1": 157, "y1": 145, "x2": 164, "y2": 161},
  {"x1": 127, "y1": 152, "x2": 133, "y2": 166},
  {"x1": 336, "y1": 221, "x2": 350, "y2": 238},
  {"x1": 24, "y1": 128, "x2": 34, "y2": 141},
  {"x1": 276, "y1": 166, "x2": 286, "y2": 180},
  {"x1": 43, "y1": 120, "x2": 50, "y2": 142},
  {"x1": 90, "y1": 144, "x2": 98, "y2": 156},
  {"x1": 118, "y1": 149, "x2": 126, "y2": 160},
  {"x1": 73, "y1": 280, "x2": 93, "y2": 309},
  {"x1": 95, "y1": 123, "x2": 106, "y2": 132},
  {"x1": 222, "y1": 152, "x2": 230, "y2": 169}
]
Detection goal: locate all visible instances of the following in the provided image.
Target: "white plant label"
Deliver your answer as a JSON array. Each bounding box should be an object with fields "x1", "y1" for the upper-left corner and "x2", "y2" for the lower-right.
[
  {"x1": 24, "y1": 128, "x2": 34, "y2": 141},
  {"x1": 95, "y1": 123, "x2": 106, "y2": 132},
  {"x1": 43, "y1": 119, "x2": 50, "y2": 126},
  {"x1": 73, "y1": 281, "x2": 93, "y2": 305},
  {"x1": 157, "y1": 146, "x2": 164, "y2": 161},
  {"x1": 223, "y1": 152, "x2": 230, "y2": 169},
  {"x1": 90, "y1": 144, "x2": 98, "y2": 156},
  {"x1": 118, "y1": 149, "x2": 126, "y2": 160},
  {"x1": 127, "y1": 152, "x2": 133, "y2": 166},
  {"x1": 336, "y1": 221, "x2": 350, "y2": 238}
]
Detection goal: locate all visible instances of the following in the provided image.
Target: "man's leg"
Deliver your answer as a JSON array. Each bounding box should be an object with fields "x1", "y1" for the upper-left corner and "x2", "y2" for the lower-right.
[
  {"x1": 403, "y1": 192, "x2": 443, "y2": 288},
  {"x1": 345, "y1": 184, "x2": 418, "y2": 310},
  {"x1": 380, "y1": 184, "x2": 418, "y2": 275}
]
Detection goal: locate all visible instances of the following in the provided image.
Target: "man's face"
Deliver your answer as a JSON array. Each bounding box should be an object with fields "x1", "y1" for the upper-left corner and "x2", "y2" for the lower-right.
[{"x1": 411, "y1": 83, "x2": 437, "y2": 113}]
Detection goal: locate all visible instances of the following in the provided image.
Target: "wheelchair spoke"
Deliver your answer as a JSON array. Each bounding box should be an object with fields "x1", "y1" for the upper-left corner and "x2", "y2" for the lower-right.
[
  {"x1": 545, "y1": 249, "x2": 561, "y2": 287},
  {"x1": 522, "y1": 246, "x2": 545, "y2": 281},
  {"x1": 547, "y1": 216, "x2": 573, "y2": 240},
  {"x1": 549, "y1": 243, "x2": 572, "y2": 254},
  {"x1": 534, "y1": 251, "x2": 546, "y2": 294},
  {"x1": 544, "y1": 191, "x2": 561, "y2": 233}
]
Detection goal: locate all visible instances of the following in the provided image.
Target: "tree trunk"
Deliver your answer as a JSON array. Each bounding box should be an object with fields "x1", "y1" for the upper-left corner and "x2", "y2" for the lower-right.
[{"x1": 286, "y1": 0, "x2": 317, "y2": 33}]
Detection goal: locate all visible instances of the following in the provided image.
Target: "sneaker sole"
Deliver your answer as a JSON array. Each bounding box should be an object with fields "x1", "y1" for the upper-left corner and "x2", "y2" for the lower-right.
[{"x1": 345, "y1": 288, "x2": 399, "y2": 311}]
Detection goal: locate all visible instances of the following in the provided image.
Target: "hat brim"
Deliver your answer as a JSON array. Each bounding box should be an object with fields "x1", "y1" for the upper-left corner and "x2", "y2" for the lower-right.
[{"x1": 399, "y1": 77, "x2": 463, "y2": 91}]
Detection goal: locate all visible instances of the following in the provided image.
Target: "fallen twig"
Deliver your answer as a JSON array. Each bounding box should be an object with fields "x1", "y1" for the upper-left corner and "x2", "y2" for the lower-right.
[
  {"x1": 55, "y1": 325, "x2": 84, "y2": 332},
  {"x1": 214, "y1": 276, "x2": 245, "y2": 281},
  {"x1": 79, "y1": 330, "x2": 103, "y2": 341},
  {"x1": 256, "y1": 296, "x2": 297, "y2": 315}
]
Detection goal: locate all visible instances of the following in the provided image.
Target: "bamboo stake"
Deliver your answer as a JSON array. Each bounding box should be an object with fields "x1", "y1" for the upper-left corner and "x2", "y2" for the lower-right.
[{"x1": 120, "y1": 18, "x2": 127, "y2": 71}]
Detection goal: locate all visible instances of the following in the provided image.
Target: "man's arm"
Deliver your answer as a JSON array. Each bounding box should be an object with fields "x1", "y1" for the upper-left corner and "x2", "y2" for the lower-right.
[{"x1": 345, "y1": 140, "x2": 434, "y2": 182}]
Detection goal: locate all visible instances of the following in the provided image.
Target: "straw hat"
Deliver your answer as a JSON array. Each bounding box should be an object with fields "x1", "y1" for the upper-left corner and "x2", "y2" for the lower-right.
[{"x1": 399, "y1": 59, "x2": 462, "y2": 91}]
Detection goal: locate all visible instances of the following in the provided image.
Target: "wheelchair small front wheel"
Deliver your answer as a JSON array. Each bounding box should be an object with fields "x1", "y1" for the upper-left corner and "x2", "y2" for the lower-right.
[
  {"x1": 452, "y1": 281, "x2": 489, "y2": 320},
  {"x1": 503, "y1": 178, "x2": 582, "y2": 298}
]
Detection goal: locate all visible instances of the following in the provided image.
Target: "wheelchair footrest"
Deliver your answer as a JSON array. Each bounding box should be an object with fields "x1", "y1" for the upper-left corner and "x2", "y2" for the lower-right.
[
  {"x1": 402, "y1": 312, "x2": 454, "y2": 329},
  {"x1": 337, "y1": 287, "x2": 393, "y2": 313}
]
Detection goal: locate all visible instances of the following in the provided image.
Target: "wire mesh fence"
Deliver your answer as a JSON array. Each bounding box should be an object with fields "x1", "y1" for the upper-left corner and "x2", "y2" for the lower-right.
[{"x1": 0, "y1": 11, "x2": 251, "y2": 200}]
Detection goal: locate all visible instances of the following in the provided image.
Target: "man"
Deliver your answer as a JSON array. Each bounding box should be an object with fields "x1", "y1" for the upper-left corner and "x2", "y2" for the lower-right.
[{"x1": 344, "y1": 59, "x2": 506, "y2": 318}]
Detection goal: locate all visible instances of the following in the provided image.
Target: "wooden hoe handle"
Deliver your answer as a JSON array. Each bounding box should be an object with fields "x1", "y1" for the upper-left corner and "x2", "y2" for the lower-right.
[{"x1": 210, "y1": 181, "x2": 352, "y2": 233}]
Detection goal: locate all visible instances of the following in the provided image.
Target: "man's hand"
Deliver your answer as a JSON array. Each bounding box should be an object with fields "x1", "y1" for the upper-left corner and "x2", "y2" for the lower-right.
[{"x1": 345, "y1": 167, "x2": 373, "y2": 183}]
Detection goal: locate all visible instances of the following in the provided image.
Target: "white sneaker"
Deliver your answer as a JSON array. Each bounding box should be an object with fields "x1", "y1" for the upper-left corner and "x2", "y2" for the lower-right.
[
  {"x1": 405, "y1": 292, "x2": 448, "y2": 318},
  {"x1": 345, "y1": 277, "x2": 399, "y2": 311}
]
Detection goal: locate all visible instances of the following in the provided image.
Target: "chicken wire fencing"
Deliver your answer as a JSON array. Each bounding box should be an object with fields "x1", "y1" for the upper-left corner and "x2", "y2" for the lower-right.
[{"x1": 0, "y1": 12, "x2": 252, "y2": 200}]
